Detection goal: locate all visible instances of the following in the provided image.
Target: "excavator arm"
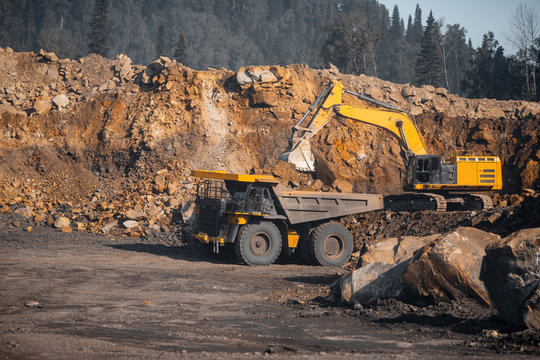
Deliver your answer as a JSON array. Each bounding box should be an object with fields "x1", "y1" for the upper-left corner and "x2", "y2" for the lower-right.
[{"x1": 279, "y1": 80, "x2": 428, "y2": 172}]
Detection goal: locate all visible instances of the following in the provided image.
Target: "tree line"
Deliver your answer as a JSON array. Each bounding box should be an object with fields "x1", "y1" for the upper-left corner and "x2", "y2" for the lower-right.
[{"x1": 0, "y1": 0, "x2": 538, "y2": 100}]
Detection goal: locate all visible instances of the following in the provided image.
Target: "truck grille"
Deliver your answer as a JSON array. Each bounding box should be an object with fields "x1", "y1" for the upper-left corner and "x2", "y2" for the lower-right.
[{"x1": 198, "y1": 198, "x2": 225, "y2": 237}]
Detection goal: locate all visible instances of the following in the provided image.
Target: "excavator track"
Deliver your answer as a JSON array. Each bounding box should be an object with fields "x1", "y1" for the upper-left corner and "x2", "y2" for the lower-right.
[
  {"x1": 386, "y1": 193, "x2": 493, "y2": 212},
  {"x1": 444, "y1": 193, "x2": 494, "y2": 211},
  {"x1": 384, "y1": 193, "x2": 447, "y2": 212},
  {"x1": 427, "y1": 193, "x2": 448, "y2": 212},
  {"x1": 471, "y1": 193, "x2": 494, "y2": 210}
]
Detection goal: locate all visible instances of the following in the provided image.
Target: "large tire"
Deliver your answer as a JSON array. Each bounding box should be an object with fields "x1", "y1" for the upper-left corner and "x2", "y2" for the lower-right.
[
  {"x1": 234, "y1": 222, "x2": 282, "y2": 266},
  {"x1": 309, "y1": 222, "x2": 353, "y2": 267}
]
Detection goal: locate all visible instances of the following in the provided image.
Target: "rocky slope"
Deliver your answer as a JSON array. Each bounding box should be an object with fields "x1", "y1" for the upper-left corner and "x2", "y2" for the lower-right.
[{"x1": 0, "y1": 47, "x2": 539, "y2": 236}]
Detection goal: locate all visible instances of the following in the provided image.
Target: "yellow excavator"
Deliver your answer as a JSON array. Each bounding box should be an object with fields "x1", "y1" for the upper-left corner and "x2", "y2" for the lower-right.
[{"x1": 279, "y1": 80, "x2": 502, "y2": 211}]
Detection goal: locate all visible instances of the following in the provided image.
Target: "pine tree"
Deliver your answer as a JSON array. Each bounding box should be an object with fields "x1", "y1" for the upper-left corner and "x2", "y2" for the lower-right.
[
  {"x1": 174, "y1": 33, "x2": 187, "y2": 63},
  {"x1": 410, "y1": 4, "x2": 423, "y2": 43},
  {"x1": 88, "y1": 0, "x2": 110, "y2": 57},
  {"x1": 405, "y1": 15, "x2": 413, "y2": 41},
  {"x1": 415, "y1": 11, "x2": 442, "y2": 86},
  {"x1": 390, "y1": 5, "x2": 403, "y2": 40},
  {"x1": 464, "y1": 32, "x2": 521, "y2": 99},
  {"x1": 155, "y1": 24, "x2": 165, "y2": 58}
]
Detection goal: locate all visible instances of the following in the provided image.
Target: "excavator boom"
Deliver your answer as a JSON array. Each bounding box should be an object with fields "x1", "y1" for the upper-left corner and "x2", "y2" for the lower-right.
[{"x1": 279, "y1": 80, "x2": 429, "y2": 172}]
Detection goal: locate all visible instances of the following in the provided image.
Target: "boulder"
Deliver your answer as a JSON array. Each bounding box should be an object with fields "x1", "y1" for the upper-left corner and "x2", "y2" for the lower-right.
[
  {"x1": 54, "y1": 216, "x2": 70, "y2": 228},
  {"x1": 14, "y1": 206, "x2": 33, "y2": 218},
  {"x1": 166, "y1": 181, "x2": 178, "y2": 195},
  {"x1": 522, "y1": 160, "x2": 540, "y2": 189},
  {"x1": 340, "y1": 262, "x2": 408, "y2": 304},
  {"x1": 415, "y1": 88, "x2": 433, "y2": 102},
  {"x1": 119, "y1": 62, "x2": 133, "y2": 79},
  {"x1": 401, "y1": 86, "x2": 416, "y2": 99},
  {"x1": 167, "y1": 198, "x2": 180, "y2": 208},
  {"x1": 0, "y1": 103, "x2": 27, "y2": 117},
  {"x1": 358, "y1": 234, "x2": 440, "y2": 268},
  {"x1": 125, "y1": 210, "x2": 145, "y2": 220},
  {"x1": 98, "y1": 80, "x2": 116, "y2": 92},
  {"x1": 153, "y1": 174, "x2": 166, "y2": 193},
  {"x1": 33, "y1": 99, "x2": 52, "y2": 115},
  {"x1": 116, "y1": 54, "x2": 134, "y2": 79},
  {"x1": 271, "y1": 160, "x2": 308, "y2": 186},
  {"x1": 123, "y1": 220, "x2": 139, "y2": 229},
  {"x1": 248, "y1": 67, "x2": 277, "y2": 83},
  {"x1": 236, "y1": 71, "x2": 253, "y2": 86},
  {"x1": 363, "y1": 86, "x2": 384, "y2": 100},
  {"x1": 236, "y1": 66, "x2": 277, "y2": 88},
  {"x1": 482, "y1": 228, "x2": 540, "y2": 330},
  {"x1": 180, "y1": 201, "x2": 196, "y2": 225},
  {"x1": 52, "y1": 94, "x2": 69, "y2": 108},
  {"x1": 42, "y1": 66, "x2": 58, "y2": 81},
  {"x1": 332, "y1": 179, "x2": 353, "y2": 193},
  {"x1": 401, "y1": 227, "x2": 499, "y2": 306},
  {"x1": 0, "y1": 205, "x2": 11, "y2": 214},
  {"x1": 521, "y1": 103, "x2": 540, "y2": 117},
  {"x1": 471, "y1": 128, "x2": 495, "y2": 144},
  {"x1": 251, "y1": 90, "x2": 277, "y2": 107},
  {"x1": 435, "y1": 87, "x2": 448, "y2": 96},
  {"x1": 328, "y1": 63, "x2": 339, "y2": 75},
  {"x1": 147, "y1": 204, "x2": 161, "y2": 219},
  {"x1": 39, "y1": 49, "x2": 58, "y2": 62},
  {"x1": 101, "y1": 220, "x2": 118, "y2": 234}
]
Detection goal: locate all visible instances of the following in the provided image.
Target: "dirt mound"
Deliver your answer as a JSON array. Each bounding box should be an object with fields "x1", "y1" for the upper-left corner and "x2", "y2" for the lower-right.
[{"x1": 0, "y1": 47, "x2": 539, "y2": 236}]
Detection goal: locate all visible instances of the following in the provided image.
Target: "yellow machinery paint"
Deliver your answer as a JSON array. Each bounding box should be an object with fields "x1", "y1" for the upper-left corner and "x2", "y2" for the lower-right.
[
  {"x1": 287, "y1": 230, "x2": 300, "y2": 248},
  {"x1": 456, "y1": 156, "x2": 502, "y2": 190}
]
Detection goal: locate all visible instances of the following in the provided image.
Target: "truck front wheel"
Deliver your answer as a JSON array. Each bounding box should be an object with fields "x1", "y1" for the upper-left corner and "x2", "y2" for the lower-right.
[
  {"x1": 309, "y1": 222, "x2": 353, "y2": 267},
  {"x1": 234, "y1": 222, "x2": 282, "y2": 266}
]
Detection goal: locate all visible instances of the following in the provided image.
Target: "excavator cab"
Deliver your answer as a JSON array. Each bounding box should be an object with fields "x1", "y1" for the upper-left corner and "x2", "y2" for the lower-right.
[{"x1": 412, "y1": 155, "x2": 441, "y2": 184}]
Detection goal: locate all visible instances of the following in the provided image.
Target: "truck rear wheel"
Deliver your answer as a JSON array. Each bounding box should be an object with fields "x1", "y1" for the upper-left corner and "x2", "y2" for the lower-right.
[
  {"x1": 234, "y1": 222, "x2": 282, "y2": 266},
  {"x1": 309, "y1": 222, "x2": 353, "y2": 267}
]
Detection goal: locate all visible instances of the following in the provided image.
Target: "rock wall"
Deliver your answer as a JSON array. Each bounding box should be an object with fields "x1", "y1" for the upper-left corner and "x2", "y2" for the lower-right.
[{"x1": 0, "y1": 47, "x2": 539, "y2": 235}]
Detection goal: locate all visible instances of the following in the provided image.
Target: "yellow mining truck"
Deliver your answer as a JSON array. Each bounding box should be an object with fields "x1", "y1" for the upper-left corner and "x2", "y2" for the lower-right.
[{"x1": 191, "y1": 170, "x2": 383, "y2": 266}]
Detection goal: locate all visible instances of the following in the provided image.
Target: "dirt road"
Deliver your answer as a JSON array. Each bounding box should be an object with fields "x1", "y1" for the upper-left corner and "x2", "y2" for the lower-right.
[{"x1": 0, "y1": 221, "x2": 534, "y2": 359}]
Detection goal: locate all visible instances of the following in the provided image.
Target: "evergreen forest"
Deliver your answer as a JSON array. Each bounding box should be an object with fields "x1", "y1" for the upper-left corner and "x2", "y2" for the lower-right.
[{"x1": 0, "y1": 0, "x2": 539, "y2": 100}]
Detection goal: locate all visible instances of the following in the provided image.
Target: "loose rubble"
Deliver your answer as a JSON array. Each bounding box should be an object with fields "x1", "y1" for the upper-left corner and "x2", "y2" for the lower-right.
[{"x1": 0, "y1": 47, "x2": 539, "y2": 239}]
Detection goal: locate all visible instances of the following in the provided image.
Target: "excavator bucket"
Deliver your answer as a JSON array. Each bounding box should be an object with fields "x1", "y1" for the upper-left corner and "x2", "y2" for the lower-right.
[{"x1": 278, "y1": 139, "x2": 316, "y2": 172}]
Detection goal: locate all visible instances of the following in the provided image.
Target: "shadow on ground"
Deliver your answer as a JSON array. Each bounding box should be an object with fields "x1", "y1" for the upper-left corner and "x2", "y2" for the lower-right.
[
  {"x1": 284, "y1": 274, "x2": 340, "y2": 285},
  {"x1": 105, "y1": 243, "x2": 242, "y2": 265}
]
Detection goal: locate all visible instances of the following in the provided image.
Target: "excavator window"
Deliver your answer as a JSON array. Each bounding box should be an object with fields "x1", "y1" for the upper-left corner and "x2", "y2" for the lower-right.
[
  {"x1": 415, "y1": 156, "x2": 440, "y2": 183},
  {"x1": 416, "y1": 159, "x2": 431, "y2": 183}
]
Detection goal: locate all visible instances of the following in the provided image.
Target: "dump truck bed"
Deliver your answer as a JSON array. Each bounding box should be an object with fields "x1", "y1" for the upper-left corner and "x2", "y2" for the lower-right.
[{"x1": 273, "y1": 189, "x2": 384, "y2": 224}]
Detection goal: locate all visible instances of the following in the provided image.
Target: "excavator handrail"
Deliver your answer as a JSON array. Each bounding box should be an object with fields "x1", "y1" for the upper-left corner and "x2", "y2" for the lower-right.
[{"x1": 344, "y1": 90, "x2": 402, "y2": 112}]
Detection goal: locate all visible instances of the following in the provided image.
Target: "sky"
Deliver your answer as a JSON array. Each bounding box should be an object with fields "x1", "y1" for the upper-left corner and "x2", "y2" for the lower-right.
[{"x1": 377, "y1": 0, "x2": 540, "y2": 53}]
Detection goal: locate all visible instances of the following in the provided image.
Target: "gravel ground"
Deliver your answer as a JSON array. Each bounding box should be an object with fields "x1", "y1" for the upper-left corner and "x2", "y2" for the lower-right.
[{"x1": 0, "y1": 217, "x2": 538, "y2": 359}]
